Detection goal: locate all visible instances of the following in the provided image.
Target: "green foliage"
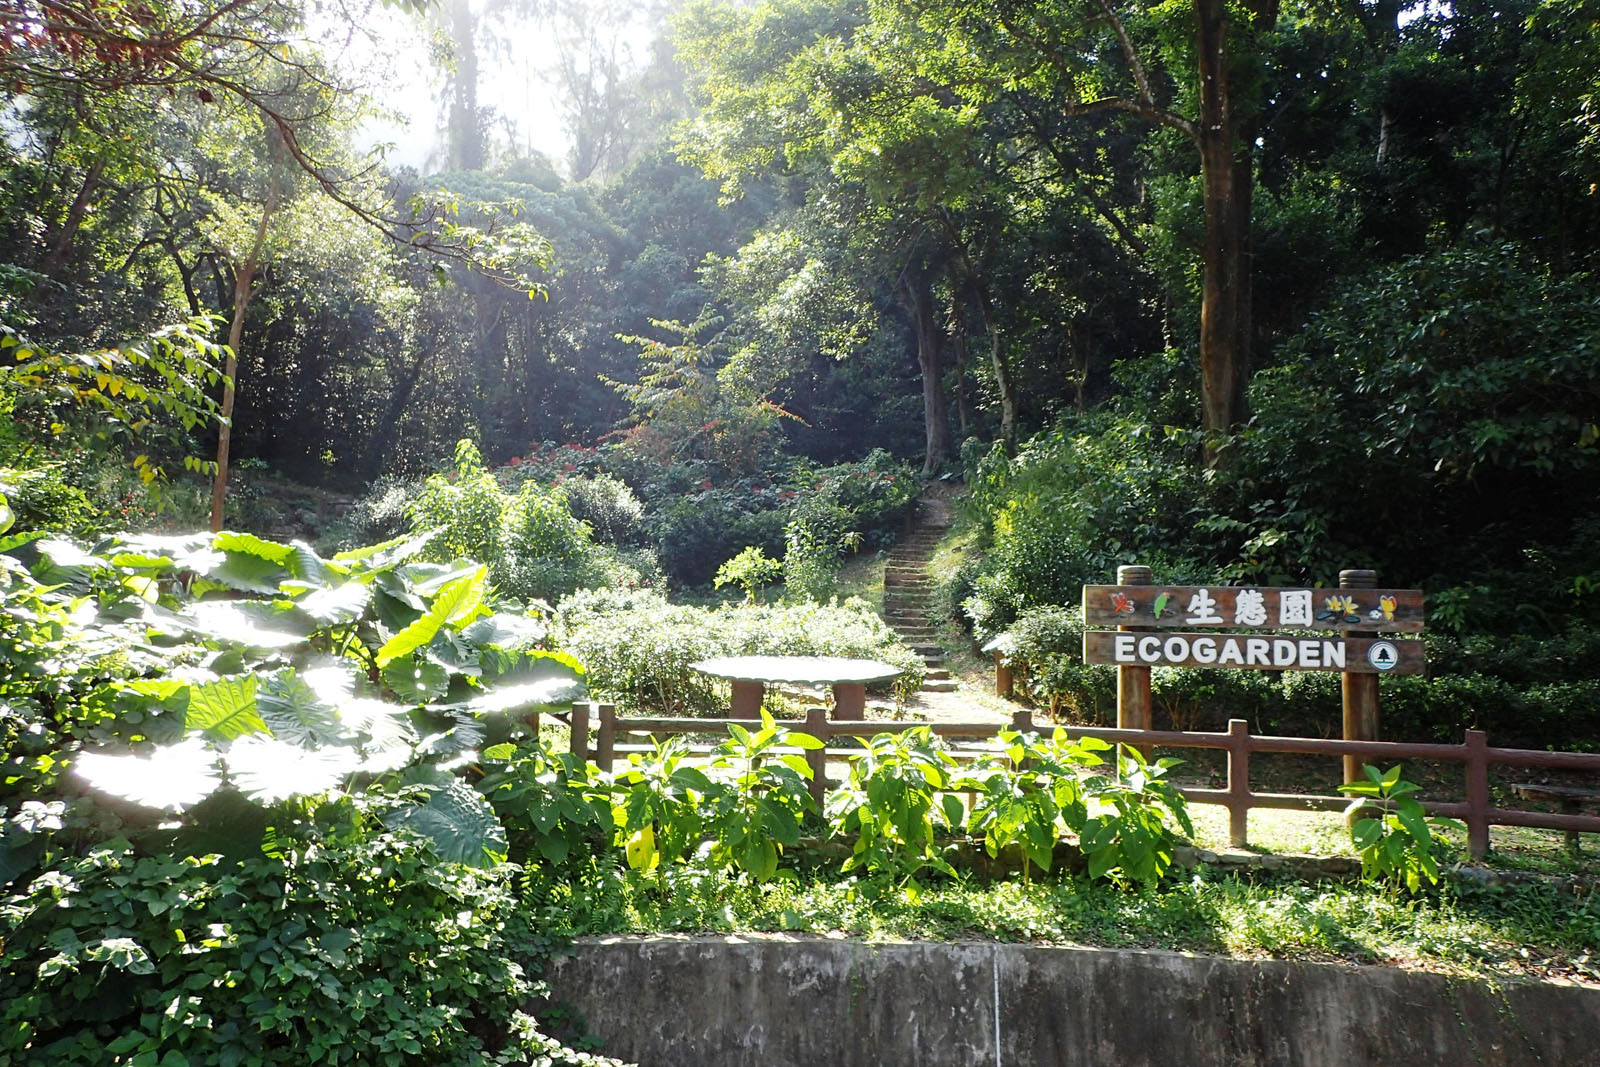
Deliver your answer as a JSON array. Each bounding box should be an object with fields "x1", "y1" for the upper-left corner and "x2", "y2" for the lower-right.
[
  {"x1": 0, "y1": 527, "x2": 585, "y2": 878},
  {"x1": 823, "y1": 726, "x2": 1193, "y2": 891},
  {"x1": 713, "y1": 545, "x2": 782, "y2": 602},
  {"x1": 407, "y1": 440, "x2": 650, "y2": 602},
  {"x1": 826, "y1": 727, "x2": 964, "y2": 891},
  {"x1": 0, "y1": 318, "x2": 228, "y2": 489},
  {"x1": 1340, "y1": 765, "x2": 1463, "y2": 894},
  {"x1": 0, "y1": 834, "x2": 617, "y2": 1067},
  {"x1": 480, "y1": 742, "x2": 615, "y2": 870},
  {"x1": 961, "y1": 425, "x2": 1208, "y2": 636},
  {"x1": 559, "y1": 473, "x2": 646, "y2": 545},
  {"x1": 556, "y1": 587, "x2": 925, "y2": 714},
  {"x1": 1220, "y1": 243, "x2": 1600, "y2": 587},
  {"x1": 783, "y1": 450, "x2": 917, "y2": 601},
  {"x1": 1071, "y1": 746, "x2": 1195, "y2": 888},
  {"x1": 0, "y1": 522, "x2": 628, "y2": 1065},
  {"x1": 700, "y1": 712, "x2": 821, "y2": 880}
]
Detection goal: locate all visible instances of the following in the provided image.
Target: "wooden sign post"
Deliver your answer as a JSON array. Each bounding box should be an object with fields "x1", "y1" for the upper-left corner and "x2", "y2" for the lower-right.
[
  {"x1": 1116, "y1": 565, "x2": 1153, "y2": 733},
  {"x1": 1083, "y1": 569, "x2": 1425, "y2": 787},
  {"x1": 1339, "y1": 569, "x2": 1381, "y2": 786}
]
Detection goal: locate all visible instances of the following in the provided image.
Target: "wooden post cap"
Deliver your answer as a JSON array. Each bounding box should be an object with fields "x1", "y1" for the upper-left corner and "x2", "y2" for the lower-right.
[
  {"x1": 1339, "y1": 569, "x2": 1378, "y2": 589},
  {"x1": 1117, "y1": 565, "x2": 1153, "y2": 585}
]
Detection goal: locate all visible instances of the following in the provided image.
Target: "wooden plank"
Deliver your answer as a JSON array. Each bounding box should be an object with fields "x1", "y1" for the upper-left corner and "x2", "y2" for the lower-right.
[
  {"x1": 1083, "y1": 585, "x2": 1425, "y2": 632},
  {"x1": 1083, "y1": 631, "x2": 1426, "y2": 674}
]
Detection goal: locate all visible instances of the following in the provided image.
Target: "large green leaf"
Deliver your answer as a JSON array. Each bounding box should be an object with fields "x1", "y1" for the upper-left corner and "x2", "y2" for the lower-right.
[
  {"x1": 205, "y1": 551, "x2": 288, "y2": 594},
  {"x1": 339, "y1": 697, "x2": 418, "y2": 772},
  {"x1": 375, "y1": 567, "x2": 486, "y2": 667},
  {"x1": 225, "y1": 736, "x2": 359, "y2": 803},
  {"x1": 382, "y1": 780, "x2": 507, "y2": 868},
  {"x1": 214, "y1": 532, "x2": 294, "y2": 564},
  {"x1": 73, "y1": 737, "x2": 221, "y2": 811},
  {"x1": 331, "y1": 530, "x2": 437, "y2": 569},
  {"x1": 295, "y1": 582, "x2": 372, "y2": 626},
  {"x1": 460, "y1": 612, "x2": 548, "y2": 650},
  {"x1": 283, "y1": 540, "x2": 331, "y2": 586},
  {"x1": 186, "y1": 600, "x2": 308, "y2": 649},
  {"x1": 256, "y1": 670, "x2": 345, "y2": 748},
  {"x1": 383, "y1": 654, "x2": 450, "y2": 703},
  {"x1": 184, "y1": 677, "x2": 266, "y2": 740}
]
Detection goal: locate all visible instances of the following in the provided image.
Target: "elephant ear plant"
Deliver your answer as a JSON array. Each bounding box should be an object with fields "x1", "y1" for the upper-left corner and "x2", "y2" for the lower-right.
[{"x1": 0, "y1": 528, "x2": 585, "y2": 881}]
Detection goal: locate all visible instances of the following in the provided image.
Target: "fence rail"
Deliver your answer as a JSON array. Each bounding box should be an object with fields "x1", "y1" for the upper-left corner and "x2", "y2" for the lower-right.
[{"x1": 552, "y1": 702, "x2": 1600, "y2": 861}]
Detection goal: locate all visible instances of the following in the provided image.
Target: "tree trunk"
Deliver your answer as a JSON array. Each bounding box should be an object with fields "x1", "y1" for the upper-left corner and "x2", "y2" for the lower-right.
[
  {"x1": 39, "y1": 159, "x2": 105, "y2": 278},
  {"x1": 972, "y1": 281, "x2": 1017, "y2": 454},
  {"x1": 210, "y1": 174, "x2": 281, "y2": 532},
  {"x1": 946, "y1": 270, "x2": 973, "y2": 438},
  {"x1": 1194, "y1": 0, "x2": 1262, "y2": 463},
  {"x1": 901, "y1": 268, "x2": 949, "y2": 475},
  {"x1": 447, "y1": 0, "x2": 484, "y2": 171}
]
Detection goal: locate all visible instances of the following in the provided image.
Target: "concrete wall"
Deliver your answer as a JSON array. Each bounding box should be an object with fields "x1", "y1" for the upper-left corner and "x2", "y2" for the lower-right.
[{"x1": 545, "y1": 935, "x2": 1600, "y2": 1067}]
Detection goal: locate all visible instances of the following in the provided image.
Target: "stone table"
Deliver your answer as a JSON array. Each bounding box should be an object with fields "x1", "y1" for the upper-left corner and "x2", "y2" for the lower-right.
[{"x1": 689, "y1": 655, "x2": 904, "y2": 720}]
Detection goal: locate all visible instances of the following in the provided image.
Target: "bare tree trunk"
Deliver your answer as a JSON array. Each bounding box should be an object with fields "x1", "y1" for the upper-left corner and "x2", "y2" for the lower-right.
[
  {"x1": 210, "y1": 173, "x2": 281, "y2": 532},
  {"x1": 901, "y1": 267, "x2": 949, "y2": 475}
]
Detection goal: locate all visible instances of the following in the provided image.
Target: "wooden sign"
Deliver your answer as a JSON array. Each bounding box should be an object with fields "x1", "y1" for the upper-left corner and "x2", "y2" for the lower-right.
[
  {"x1": 1082, "y1": 585, "x2": 1425, "y2": 633},
  {"x1": 1083, "y1": 631, "x2": 1426, "y2": 675}
]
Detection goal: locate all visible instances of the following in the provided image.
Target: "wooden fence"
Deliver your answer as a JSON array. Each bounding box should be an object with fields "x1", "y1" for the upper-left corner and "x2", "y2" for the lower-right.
[{"x1": 552, "y1": 702, "x2": 1600, "y2": 862}]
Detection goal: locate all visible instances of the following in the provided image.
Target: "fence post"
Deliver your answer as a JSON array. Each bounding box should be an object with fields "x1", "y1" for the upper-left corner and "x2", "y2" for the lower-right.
[
  {"x1": 596, "y1": 703, "x2": 617, "y2": 774},
  {"x1": 804, "y1": 703, "x2": 829, "y2": 815},
  {"x1": 1339, "y1": 569, "x2": 1380, "y2": 786},
  {"x1": 1116, "y1": 565, "x2": 1153, "y2": 733},
  {"x1": 995, "y1": 650, "x2": 1014, "y2": 699},
  {"x1": 1465, "y1": 729, "x2": 1490, "y2": 861},
  {"x1": 570, "y1": 701, "x2": 591, "y2": 763},
  {"x1": 1226, "y1": 718, "x2": 1251, "y2": 848}
]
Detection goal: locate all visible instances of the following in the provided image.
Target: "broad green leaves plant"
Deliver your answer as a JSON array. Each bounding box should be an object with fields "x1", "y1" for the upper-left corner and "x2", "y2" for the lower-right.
[
  {"x1": 826, "y1": 726, "x2": 963, "y2": 892},
  {"x1": 702, "y1": 710, "x2": 822, "y2": 880},
  {"x1": 1340, "y1": 764, "x2": 1462, "y2": 893},
  {"x1": 1, "y1": 527, "x2": 585, "y2": 878}
]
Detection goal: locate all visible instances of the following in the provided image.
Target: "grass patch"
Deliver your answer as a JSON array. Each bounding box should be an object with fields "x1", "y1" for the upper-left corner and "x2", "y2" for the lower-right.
[{"x1": 526, "y1": 860, "x2": 1600, "y2": 984}]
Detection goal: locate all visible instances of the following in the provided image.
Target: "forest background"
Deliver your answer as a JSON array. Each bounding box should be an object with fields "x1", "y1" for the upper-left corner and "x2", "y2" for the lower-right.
[{"x1": 3, "y1": 0, "x2": 1600, "y2": 745}]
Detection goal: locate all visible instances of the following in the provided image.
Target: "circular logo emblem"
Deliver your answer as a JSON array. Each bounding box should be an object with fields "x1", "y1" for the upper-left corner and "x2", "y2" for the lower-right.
[{"x1": 1367, "y1": 640, "x2": 1399, "y2": 672}]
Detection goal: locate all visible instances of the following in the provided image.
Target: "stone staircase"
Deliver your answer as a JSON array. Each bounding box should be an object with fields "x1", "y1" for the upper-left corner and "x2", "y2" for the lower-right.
[{"x1": 883, "y1": 505, "x2": 957, "y2": 693}]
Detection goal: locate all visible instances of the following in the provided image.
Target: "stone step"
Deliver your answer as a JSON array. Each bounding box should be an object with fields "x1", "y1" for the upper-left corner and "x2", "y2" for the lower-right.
[
  {"x1": 924, "y1": 668, "x2": 951, "y2": 680},
  {"x1": 922, "y1": 679, "x2": 959, "y2": 692},
  {"x1": 907, "y1": 643, "x2": 943, "y2": 655}
]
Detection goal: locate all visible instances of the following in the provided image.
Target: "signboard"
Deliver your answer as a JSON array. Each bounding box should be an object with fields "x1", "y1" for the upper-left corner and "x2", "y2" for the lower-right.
[
  {"x1": 1082, "y1": 631, "x2": 1425, "y2": 675},
  {"x1": 1082, "y1": 585, "x2": 1424, "y2": 633}
]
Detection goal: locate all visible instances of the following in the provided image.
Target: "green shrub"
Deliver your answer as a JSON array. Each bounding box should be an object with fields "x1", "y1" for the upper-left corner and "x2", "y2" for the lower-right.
[
  {"x1": 713, "y1": 545, "x2": 782, "y2": 602},
  {"x1": 340, "y1": 474, "x2": 419, "y2": 547},
  {"x1": 407, "y1": 440, "x2": 649, "y2": 602},
  {"x1": 648, "y1": 484, "x2": 788, "y2": 586},
  {"x1": 961, "y1": 423, "x2": 1209, "y2": 636},
  {"x1": 557, "y1": 588, "x2": 925, "y2": 714},
  {"x1": 560, "y1": 473, "x2": 646, "y2": 545},
  {"x1": 782, "y1": 450, "x2": 918, "y2": 602},
  {"x1": 0, "y1": 835, "x2": 613, "y2": 1066},
  {"x1": 1340, "y1": 765, "x2": 1462, "y2": 894}
]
